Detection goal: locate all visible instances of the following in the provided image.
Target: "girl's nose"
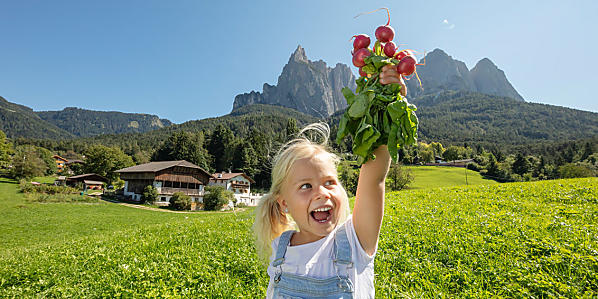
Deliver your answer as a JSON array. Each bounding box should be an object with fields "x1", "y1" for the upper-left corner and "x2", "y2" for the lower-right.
[{"x1": 314, "y1": 185, "x2": 331, "y2": 200}]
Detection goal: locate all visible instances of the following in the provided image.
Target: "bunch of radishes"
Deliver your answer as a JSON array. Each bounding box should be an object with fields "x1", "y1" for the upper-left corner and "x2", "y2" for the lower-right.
[
  {"x1": 351, "y1": 8, "x2": 420, "y2": 79},
  {"x1": 337, "y1": 8, "x2": 420, "y2": 165}
]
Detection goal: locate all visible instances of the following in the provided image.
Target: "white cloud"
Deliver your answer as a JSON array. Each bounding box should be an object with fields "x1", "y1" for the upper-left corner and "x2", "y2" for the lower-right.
[{"x1": 442, "y1": 19, "x2": 455, "y2": 30}]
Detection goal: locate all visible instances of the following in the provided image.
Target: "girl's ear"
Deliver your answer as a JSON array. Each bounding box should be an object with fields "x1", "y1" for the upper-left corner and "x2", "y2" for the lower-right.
[{"x1": 276, "y1": 196, "x2": 287, "y2": 212}]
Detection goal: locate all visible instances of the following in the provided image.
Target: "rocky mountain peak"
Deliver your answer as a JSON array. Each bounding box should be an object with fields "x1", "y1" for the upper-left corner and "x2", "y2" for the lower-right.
[
  {"x1": 470, "y1": 57, "x2": 524, "y2": 101},
  {"x1": 405, "y1": 48, "x2": 524, "y2": 101},
  {"x1": 289, "y1": 45, "x2": 308, "y2": 63},
  {"x1": 233, "y1": 46, "x2": 356, "y2": 117}
]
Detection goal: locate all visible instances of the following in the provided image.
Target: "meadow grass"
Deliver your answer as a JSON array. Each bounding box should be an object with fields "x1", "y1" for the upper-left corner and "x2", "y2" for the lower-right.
[
  {"x1": 0, "y1": 177, "x2": 596, "y2": 297},
  {"x1": 405, "y1": 165, "x2": 498, "y2": 189}
]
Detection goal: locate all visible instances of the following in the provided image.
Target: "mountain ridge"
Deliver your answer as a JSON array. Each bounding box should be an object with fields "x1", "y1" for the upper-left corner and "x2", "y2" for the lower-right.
[{"x1": 232, "y1": 45, "x2": 357, "y2": 118}]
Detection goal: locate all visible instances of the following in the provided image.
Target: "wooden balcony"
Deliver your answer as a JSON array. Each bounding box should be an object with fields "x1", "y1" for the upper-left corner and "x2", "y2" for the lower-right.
[{"x1": 158, "y1": 187, "x2": 204, "y2": 196}]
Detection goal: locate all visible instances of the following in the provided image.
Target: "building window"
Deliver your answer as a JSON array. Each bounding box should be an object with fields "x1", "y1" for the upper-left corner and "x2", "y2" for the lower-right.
[{"x1": 161, "y1": 197, "x2": 166, "y2": 201}]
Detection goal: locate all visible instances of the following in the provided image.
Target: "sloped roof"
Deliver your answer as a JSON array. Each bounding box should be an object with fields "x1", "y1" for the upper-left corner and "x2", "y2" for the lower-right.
[
  {"x1": 67, "y1": 173, "x2": 109, "y2": 182},
  {"x1": 115, "y1": 160, "x2": 211, "y2": 177},
  {"x1": 211, "y1": 172, "x2": 255, "y2": 184},
  {"x1": 53, "y1": 155, "x2": 68, "y2": 162}
]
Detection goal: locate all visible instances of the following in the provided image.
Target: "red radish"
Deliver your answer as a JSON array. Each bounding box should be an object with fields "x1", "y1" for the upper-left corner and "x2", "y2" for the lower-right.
[
  {"x1": 358, "y1": 67, "x2": 367, "y2": 77},
  {"x1": 352, "y1": 34, "x2": 371, "y2": 51},
  {"x1": 395, "y1": 49, "x2": 415, "y2": 61},
  {"x1": 352, "y1": 48, "x2": 370, "y2": 67},
  {"x1": 375, "y1": 25, "x2": 394, "y2": 43},
  {"x1": 383, "y1": 41, "x2": 397, "y2": 57},
  {"x1": 397, "y1": 56, "x2": 417, "y2": 76},
  {"x1": 376, "y1": 8, "x2": 394, "y2": 42}
]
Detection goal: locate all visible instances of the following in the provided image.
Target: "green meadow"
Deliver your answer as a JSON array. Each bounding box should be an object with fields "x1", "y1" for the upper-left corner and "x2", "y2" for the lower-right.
[
  {"x1": 0, "y1": 176, "x2": 596, "y2": 297},
  {"x1": 406, "y1": 165, "x2": 498, "y2": 189}
]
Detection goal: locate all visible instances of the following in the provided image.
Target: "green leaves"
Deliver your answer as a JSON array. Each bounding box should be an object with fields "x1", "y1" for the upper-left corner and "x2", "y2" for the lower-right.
[
  {"x1": 338, "y1": 54, "x2": 419, "y2": 164},
  {"x1": 341, "y1": 87, "x2": 356, "y2": 106}
]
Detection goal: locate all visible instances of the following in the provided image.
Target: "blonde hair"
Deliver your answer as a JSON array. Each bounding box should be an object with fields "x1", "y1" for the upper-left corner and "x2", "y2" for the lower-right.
[{"x1": 253, "y1": 123, "x2": 351, "y2": 262}]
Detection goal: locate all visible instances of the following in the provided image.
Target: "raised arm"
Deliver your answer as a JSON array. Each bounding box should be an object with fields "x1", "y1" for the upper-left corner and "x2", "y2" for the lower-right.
[
  {"x1": 353, "y1": 145, "x2": 391, "y2": 256},
  {"x1": 352, "y1": 65, "x2": 405, "y2": 256}
]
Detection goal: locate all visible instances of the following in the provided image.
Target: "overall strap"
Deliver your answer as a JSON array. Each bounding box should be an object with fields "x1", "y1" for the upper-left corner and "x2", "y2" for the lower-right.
[
  {"x1": 334, "y1": 224, "x2": 353, "y2": 266},
  {"x1": 272, "y1": 230, "x2": 294, "y2": 267}
]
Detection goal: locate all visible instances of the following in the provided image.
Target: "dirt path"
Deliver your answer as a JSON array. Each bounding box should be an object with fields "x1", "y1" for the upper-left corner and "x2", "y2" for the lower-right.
[{"x1": 101, "y1": 198, "x2": 246, "y2": 214}]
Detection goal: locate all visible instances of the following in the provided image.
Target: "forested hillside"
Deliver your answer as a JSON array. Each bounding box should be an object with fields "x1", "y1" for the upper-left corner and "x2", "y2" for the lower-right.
[
  {"x1": 37, "y1": 107, "x2": 173, "y2": 137},
  {"x1": 411, "y1": 91, "x2": 598, "y2": 146},
  {"x1": 0, "y1": 96, "x2": 74, "y2": 139}
]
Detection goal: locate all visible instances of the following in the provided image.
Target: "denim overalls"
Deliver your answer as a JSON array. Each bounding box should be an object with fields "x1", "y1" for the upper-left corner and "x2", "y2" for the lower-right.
[{"x1": 271, "y1": 225, "x2": 354, "y2": 298}]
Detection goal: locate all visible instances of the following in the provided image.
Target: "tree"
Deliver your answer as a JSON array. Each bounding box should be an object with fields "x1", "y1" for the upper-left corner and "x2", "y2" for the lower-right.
[
  {"x1": 386, "y1": 163, "x2": 414, "y2": 191},
  {"x1": 169, "y1": 192, "x2": 191, "y2": 210},
  {"x1": 142, "y1": 185, "x2": 158, "y2": 204},
  {"x1": 443, "y1": 146, "x2": 473, "y2": 162},
  {"x1": 429, "y1": 142, "x2": 444, "y2": 158},
  {"x1": 285, "y1": 118, "x2": 299, "y2": 139},
  {"x1": 558, "y1": 163, "x2": 595, "y2": 178},
  {"x1": 512, "y1": 153, "x2": 531, "y2": 176},
  {"x1": 10, "y1": 145, "x2": 46, "y2": 179},
  {"x1": 35, "y1": 147, "x2": 58, "y2": 175},
  {"x1": 83, "y1": 145, "x2": 134, "y2": 183},
  {"x1": 203, "y1": 185, "x2": 233, "y2": 211},
  {"x1": 232, "y1": 141, "x2": 259, "y2": 178},
  {"x1": 337, "y1": 160, "x2": 358, "y2": 196},
  {"x1": 207, "y1": 125, "x2": 235, "y2": 172},
  {"x1": 0, "y1": 130, "x2": 13, "y2": 168},
  {"x1": 417, "y1": 142, "x2": 434, "y2": 163},
  {"x1": 152, "y1": 131, "x2": 212, "y2": 172}
]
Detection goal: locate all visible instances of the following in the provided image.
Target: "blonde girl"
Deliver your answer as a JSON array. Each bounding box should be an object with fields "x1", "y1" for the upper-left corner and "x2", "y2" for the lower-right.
[{"x1": 254, "y1": 65, "x2": 404, "y2": 298}]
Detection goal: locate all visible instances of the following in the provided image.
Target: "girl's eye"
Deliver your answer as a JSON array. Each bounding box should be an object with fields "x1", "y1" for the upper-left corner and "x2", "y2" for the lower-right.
[
  {"x1": 300, "y1": 183, "x2": 312, "y2": 190},
  {"x1": 324, "y1": 180, "x2": 335, "y2": 186}
]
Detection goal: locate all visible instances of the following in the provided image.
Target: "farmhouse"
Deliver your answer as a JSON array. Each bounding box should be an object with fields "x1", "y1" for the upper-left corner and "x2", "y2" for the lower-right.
[
  {"x1": 53, "y1": 155, "x2": 68, "y2": 173},
  {"x1": 209, "y1": 172, "x2": 257, "y2": 206},
  {"x1": 65, "y1": 173, "x2": 109, "y2": 191},
  {"x1": 115, "y1": 160, "x2": 211, "y2": 207}
]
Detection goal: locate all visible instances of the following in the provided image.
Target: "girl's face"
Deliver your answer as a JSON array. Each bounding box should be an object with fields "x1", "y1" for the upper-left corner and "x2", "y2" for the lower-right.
[{"x1": 277, "y1": 153, "x2": 345, "y2": 245}]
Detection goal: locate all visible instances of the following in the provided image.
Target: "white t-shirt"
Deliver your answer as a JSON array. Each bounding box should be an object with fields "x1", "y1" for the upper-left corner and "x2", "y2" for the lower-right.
[{"x1": 266, "y1": 215, "x2": 376, "y2": 298}]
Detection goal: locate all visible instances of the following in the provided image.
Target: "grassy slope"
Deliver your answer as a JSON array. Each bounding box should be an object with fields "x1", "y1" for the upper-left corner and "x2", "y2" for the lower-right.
[
  {"x1": 406, "y1": 166, "x2": 498, "y2": 189},
  {"x1": 0, "y1": 177, "x2": 596, "y2": 297}
]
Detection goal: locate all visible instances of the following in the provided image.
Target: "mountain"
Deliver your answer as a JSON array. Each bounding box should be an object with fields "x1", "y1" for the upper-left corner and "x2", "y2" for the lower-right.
[
  {"x1": 36, "y1": 107, "x2": 173, "y2": 137},
  {"x1": 48, "y1": 104, "x2": 320, "y2": 154},
  {"x1": 0, "y1": 96, "x2": 74, "y2": 139},
  {"x1": 404, "y1": 90, "x2": 596, "y2": 145},
  {"x1": 405, "y1": 49, "x2": 524, "y2": 101},
  {"x1": 233, "y1": 45, "x2": 357, "y2": 118},
  {"x1": 328, "y1": 90, "x2": 598, "y2": 149}
]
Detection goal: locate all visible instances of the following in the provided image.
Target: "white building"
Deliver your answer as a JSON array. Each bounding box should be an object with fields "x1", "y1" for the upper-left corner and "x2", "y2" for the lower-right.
[{"x1": 209, "y1": 172, "x2": 258, "y2": 206}]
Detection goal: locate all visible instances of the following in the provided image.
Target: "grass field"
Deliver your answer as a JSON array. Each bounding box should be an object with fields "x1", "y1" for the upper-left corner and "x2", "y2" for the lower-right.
[
  {"x1": 1, "y1": 177, "x2": 596, "y2": 297},
  {"x1": 406, "y1": 166, "x2": 498, "y2": 189}
]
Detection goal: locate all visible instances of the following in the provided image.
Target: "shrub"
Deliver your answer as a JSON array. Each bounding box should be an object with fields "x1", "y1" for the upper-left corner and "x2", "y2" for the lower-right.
[
  {"x1": 385, "y1": 164, "x2": 414, "y2": 191},
  {"x1": 236, "y1": 203, "x2": 248, "y2": 208},
  {"x1": 203, "y1": 186, "x2": 233, "y2": 211},
  {"x1": 24, "y1": 193, "x2": 100, "y2": 203},
  {"x1": 142, "y1": 185, "x2": 158, "y2": 204},
  {"x1": 558, "y1": 163, "x2": 596, "y2": 178},
  {"x1": 19, "y1": 181, "x2": 79, "y2": 195},
  {"x1": 169, "y1": 192, "x2": 191, "y2": 210}
]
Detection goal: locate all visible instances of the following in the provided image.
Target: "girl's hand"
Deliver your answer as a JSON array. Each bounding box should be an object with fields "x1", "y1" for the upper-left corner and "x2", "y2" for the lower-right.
[{"x1": 379, "y1": 65, "x2": 407, "y2": 97}]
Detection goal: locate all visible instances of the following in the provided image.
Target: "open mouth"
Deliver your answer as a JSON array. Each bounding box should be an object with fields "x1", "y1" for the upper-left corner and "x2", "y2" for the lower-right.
[{"x1": 310, "y1": 206, "x2": 333, "y2": 223}]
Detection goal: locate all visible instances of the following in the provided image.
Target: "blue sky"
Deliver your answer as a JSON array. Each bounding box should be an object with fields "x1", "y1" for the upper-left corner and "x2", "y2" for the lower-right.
[{"x1": 0, "y1": 0, "x2": 596, "y2": 123}]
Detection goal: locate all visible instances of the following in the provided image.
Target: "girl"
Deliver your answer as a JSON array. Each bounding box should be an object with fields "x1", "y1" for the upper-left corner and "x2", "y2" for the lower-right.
[{"x1": 254, "y1": 65, "x2": 405, "y2": 298}]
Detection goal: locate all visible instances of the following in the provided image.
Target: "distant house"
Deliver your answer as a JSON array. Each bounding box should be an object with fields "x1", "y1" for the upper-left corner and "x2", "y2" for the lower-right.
[
  {"x1": 65, "y1": 173, "x2": 109, "y2": 191},
  {"x1": 115, "y1": 160, "x2": 211, "y2": 208},
  {"x1": 209, "y1": 172, "x2": 257, "y2": 206},
  {"x1": 53, "y1": 155, "x2": 68, "y2": 173}
]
